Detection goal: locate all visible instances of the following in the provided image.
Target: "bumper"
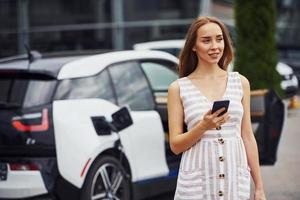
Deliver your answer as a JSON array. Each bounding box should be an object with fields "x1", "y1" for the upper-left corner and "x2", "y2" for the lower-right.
[
  {"x1": 0, "y1": 166, "x2": 47, "y2": 199},
  {"x1": 281, "y1": 76, "x2": 299, "y2": 97},
  {"x1": 284, "y1": 86, "x2": 298, "y2": 97}
]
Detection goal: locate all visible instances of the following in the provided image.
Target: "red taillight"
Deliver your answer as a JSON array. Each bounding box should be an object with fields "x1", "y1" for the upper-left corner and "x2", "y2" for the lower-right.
[
  {"x1": 9, "y1": 163, "x2": 39, "y2": 171},
  {"x1": 12, "y1": 108, "x2": 49, "y2": 132}
]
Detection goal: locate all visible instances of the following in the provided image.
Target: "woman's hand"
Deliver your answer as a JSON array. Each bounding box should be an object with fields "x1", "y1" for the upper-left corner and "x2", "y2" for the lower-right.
[
  {"x1": 254, "y1": 188, "x2": 266, "y2": 200},
  {"x1": 200, "y1": 108, "x2": 230, "y2": 130}
]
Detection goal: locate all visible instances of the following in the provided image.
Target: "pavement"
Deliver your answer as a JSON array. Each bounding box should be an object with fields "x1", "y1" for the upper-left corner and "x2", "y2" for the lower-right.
[{"x1": 257, "y1": 107, "x2": 300, "y2": 200}]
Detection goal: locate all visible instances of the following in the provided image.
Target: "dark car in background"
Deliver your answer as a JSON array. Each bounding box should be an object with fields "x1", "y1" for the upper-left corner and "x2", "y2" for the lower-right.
[{"x1": 278, "y1": 47, "x2": 300, "y2": 93}]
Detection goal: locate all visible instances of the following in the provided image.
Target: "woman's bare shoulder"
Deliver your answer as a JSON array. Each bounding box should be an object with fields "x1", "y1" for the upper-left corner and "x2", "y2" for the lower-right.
[
  {"x1": 238, "y1": 74, "x2": 250, "y2": 88},
  {"x1": 168, "y1": 80, "x2": 180, "y2": 93}
]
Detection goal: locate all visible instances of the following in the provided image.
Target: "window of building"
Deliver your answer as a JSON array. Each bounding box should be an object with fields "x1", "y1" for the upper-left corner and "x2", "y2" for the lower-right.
[
  {"x1": 29, "y1": 0, "x2": 111, "y2": 26},
  {"x1": 125, "y1": 0, "x2": 199, "y2": 21}
]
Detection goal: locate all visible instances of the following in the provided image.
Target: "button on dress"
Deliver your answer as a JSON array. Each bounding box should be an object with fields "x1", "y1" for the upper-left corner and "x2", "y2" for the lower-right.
[{"x1": 174, "y1": 72, "x2": 251, "y2": 200}]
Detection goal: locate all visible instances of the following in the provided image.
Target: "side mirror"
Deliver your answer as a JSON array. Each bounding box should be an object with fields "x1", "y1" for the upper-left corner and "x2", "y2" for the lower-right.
[{"x1": 91, "y1": 107, "x2": 133, "y2": 135}]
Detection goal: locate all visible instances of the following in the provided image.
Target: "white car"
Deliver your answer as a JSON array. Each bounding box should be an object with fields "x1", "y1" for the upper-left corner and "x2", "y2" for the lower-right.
[
  {"x1": 0, "y1": 49, "x2": 283, "y2": 200},
  {"x1": 133, "y1": 39, "x2": 299, "y2": 97},
  {"x1": 0, "y1": 50, "x2": 180, "y2": 200}
]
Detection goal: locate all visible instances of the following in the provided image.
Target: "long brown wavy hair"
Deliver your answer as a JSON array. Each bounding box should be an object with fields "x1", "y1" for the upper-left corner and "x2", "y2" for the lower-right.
[{"x1": 178, "y1": 16, "x2": 234, "y2": 78}]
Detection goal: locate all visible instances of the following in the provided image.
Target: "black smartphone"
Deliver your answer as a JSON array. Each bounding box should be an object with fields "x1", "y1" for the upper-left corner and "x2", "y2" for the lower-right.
[{"x1": 212, "y1": 100, "x2": 230, "y2": 117}]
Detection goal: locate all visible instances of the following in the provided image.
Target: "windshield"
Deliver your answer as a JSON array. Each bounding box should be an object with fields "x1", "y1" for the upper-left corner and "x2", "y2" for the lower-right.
[{"x1": 0, "y1": 78, "x2": 56, "y2": 108}]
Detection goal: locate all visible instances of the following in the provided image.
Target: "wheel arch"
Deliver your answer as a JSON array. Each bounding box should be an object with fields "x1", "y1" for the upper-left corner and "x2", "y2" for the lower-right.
[
  {"x1": 84, "y1": 147, "x2": 132, "y2": 183},
  {"x1": 79, "y1": 147, "x2": 133, "y2": 200}
]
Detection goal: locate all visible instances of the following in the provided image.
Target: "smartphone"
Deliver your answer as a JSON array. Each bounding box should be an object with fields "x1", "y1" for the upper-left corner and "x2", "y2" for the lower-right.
[{"x1": 212, "y1": 100, "x2": 230, "y2": 117}]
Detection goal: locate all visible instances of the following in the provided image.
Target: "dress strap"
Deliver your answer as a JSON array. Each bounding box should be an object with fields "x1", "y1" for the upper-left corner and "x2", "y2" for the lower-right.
[
  {"x1": 176, "y1": 77, "x2": 189, "y2": 100},
  {"x1": 230, "y1": 72, "x2": 244, "y2": 99}
]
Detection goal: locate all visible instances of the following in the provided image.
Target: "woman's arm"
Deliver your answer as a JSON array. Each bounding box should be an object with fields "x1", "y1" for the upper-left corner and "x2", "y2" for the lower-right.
[
  {"x1": 240, "y1": 75, "x2": 266, "y2": 197},
  {"x1": 167, "y1": 80, "x2": 227, "y2": 155}
]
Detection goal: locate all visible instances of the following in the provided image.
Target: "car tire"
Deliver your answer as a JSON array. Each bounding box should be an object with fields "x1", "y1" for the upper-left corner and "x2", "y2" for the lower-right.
[{"x1": 80, "y1": 156, "x2": 131, "y2": 200}]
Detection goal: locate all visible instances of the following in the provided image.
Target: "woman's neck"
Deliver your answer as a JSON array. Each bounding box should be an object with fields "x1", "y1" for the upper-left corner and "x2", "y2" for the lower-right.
[{"x1": 191, "y1": 63, "x2": 224, "y2": 78}]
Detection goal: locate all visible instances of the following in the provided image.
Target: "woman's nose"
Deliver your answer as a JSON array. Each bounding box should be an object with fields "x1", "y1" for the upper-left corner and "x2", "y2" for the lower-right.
[{"x1": 210, "y1": 40, "x2": 218, "y2": 49}]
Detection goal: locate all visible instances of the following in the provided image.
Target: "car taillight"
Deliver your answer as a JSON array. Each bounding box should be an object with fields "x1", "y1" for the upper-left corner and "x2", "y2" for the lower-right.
[
  {"x1": 12, "y1": 108, "x2": 49, "y2": 132},
  {"x1": 9, "y1": 163, "x2": 39, "y2": 171}
]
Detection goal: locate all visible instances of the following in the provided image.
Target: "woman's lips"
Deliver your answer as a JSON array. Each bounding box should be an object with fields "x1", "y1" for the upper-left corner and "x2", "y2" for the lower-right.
[{"x1": 208, "y1": 53, "x2": 220, "y2": 58}]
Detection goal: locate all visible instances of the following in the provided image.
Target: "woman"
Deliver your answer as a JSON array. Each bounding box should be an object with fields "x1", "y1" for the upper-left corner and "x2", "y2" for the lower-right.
[{"x1": 167, "y1": 16, "x2": 266, "y2": 200}]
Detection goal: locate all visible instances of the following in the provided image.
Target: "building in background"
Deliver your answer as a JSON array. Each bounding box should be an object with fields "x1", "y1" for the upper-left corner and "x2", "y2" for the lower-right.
[
  {"x1": 0, "y1": 0, "x2": 235, "y2": 58},
  {"x1": 0, "y1": 0, "x2": 299, "y2": 60}
]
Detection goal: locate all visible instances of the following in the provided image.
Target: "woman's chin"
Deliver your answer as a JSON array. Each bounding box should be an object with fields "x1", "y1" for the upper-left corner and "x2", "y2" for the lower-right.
[
  {"x1": 207, "y1": 59, "x2": 220, "y2": 65},
  {"x1": 200, "y1": 57, "x2": 221, "y2": 65}
]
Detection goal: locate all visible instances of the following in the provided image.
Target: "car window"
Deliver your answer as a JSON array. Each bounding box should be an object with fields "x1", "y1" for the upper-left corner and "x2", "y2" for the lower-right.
[
  {"x1": 0, "y1": 79, "x2": 27, "y2": 107},
  {"x1": 140, "y1": 60, "x2": 178, "y2": 91},
  {"x1": 109, "y1": 61, "x2": 154, "y2": 111},
  {"x1": 54, "y1": 69, "x2": 116, "y2": 104},
  {"x1": 23, "y1": 80, "x2": 57, "y2": 107},
  {"x1": 0, "y1": 78, "x2": 56, "y2": 108}
]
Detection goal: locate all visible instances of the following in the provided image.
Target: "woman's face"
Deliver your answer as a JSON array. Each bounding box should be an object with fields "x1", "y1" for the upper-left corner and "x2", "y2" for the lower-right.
[{"x1": 193, "y1": 22, "x2": 225, "y2": 66}]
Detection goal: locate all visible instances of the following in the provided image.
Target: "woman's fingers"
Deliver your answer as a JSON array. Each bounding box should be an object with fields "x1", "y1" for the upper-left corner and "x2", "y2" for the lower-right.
[
  {"x1": 216, "y1": 113, "x2": 230, "y2": 125},
  {"x1": 212, "y1": 107, "x2": 225, "y2": 117},
  {"x1": 203, "y1": 109, "x2": 230, "y2": 129}
]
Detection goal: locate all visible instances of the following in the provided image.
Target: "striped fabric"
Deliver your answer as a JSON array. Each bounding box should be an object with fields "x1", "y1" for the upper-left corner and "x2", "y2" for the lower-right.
[{"x1": 174, "y1": 72, "x2": 251, "y2": 200}]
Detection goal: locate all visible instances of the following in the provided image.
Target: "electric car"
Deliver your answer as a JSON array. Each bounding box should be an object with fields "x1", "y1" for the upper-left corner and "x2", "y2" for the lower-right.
[
  {"x1": 0, "y1": 50, "x2": 180, "y2": 200},
  {"x1": 0, "y1": 49, "x2": 284, "y2": 200}
]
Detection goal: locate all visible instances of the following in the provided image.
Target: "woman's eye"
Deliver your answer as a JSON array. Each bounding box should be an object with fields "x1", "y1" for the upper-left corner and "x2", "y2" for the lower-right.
[
  {"x1": 203, "y1": 40, "x2": 210, "y2": 43},
  {"x1": 217, "y1": 38, "x2": 223, "y2": 42}
]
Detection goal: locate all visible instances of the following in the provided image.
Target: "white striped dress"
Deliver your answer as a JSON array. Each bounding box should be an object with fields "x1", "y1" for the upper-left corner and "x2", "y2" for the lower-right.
[{"x1": 174, "y1": 72, "x2": 251, "y2": 200}]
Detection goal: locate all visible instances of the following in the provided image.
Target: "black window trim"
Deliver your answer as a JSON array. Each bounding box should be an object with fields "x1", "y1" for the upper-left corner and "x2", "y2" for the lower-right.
[{"x1": 105, "y1": 68, "x2": 119, "y2": 105}]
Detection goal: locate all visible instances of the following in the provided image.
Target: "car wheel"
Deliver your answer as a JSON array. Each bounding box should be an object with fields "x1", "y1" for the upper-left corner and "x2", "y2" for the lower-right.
[{"x1": 80, "y1": 156, "x2": 131, "y2": 200}]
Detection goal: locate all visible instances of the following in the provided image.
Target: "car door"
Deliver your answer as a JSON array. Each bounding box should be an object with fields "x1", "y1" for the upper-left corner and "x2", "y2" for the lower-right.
[
  {"x1": 139, "y1": 59, "x2": 182, "y2": 172},
  {"x1": 53, "y1": 69, "x2": 122, "y2": 187},
  {"x1": 250, "y1": 90, "x2": 285, "y2": 165},
  {"x1": 108, "y1": 61, "x2": 169, "y2": 181}
]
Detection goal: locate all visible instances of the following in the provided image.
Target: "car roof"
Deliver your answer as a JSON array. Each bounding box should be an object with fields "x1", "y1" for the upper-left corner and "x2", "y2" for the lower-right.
[
  {"x1": 0, "y1": 50, "x2": 178, "y2": 80},
  {"x1": 57, "y1": 50, "x2": 179, "y2": 80},
  {"x1": 0, "y1": 54, "x2": 87, "y2": 78}
]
